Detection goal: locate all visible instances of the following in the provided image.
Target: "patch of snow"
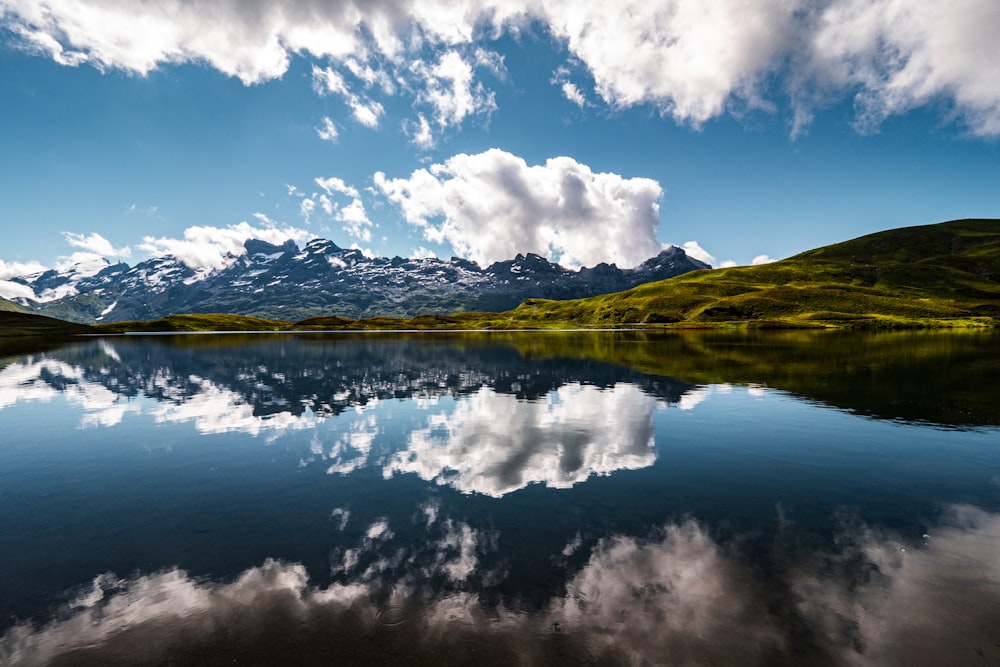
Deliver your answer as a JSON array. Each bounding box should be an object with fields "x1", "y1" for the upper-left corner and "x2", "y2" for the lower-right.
[
  {"x1": 251, "y1": 252, "x2": 284, "y2": 263},
  {"x1": 37, "y1": 283, "x2": 80, "y2": 302}
]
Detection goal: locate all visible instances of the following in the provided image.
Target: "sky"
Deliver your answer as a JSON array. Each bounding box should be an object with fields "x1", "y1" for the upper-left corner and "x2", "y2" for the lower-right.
[{"x1": 1, "y1": 0, "x2": 999, "y2": 289}]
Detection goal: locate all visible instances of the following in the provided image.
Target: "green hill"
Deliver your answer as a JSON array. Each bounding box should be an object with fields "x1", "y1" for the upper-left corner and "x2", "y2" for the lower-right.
[
  {"x1": 0, "y1": 310, "x2": 96, "y2": 336},
  {"x1": 5, "y1": 219, "x2": 1000, "y2": 334},
  {"x1": 0, "y1": 297, "x2": 28, "y2": 314},
  {"x1": 93, "y1": 313, "x2": 290, "y2": 333},
  {"x1": 496, "y1": 218, "x2": 1000, "y2": 329}
]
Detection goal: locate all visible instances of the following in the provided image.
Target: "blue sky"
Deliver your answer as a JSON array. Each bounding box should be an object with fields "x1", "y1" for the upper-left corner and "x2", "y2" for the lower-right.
[{"x1": 1, "y1": 0, "x2": 998, "y2": 288}]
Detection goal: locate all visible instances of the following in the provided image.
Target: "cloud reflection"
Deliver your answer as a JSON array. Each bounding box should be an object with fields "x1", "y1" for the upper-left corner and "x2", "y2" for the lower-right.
[
  {"x1": 2, "y1": 352, "x2": 669, "y2": 497},
  {"x1": 383, "y1": 384, "x2": 658, "y2": 497},
  {"x1": 793, "y1": 504, "x2": 1000, "y2": 666},
  {"x1": 7, "y1": 506, "x2": 1000, "y2": 665}
]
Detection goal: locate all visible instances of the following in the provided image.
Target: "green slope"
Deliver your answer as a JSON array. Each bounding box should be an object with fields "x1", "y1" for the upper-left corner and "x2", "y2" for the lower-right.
[
  {"x1": 7, "y1": 219, "x2": 1000, "y2": 333},
  {"x1": 0, "y1": 310, "x2": 97, "y2": 336},
  {"x1": 0, "y1": 297, "x2": 28, "y2": 314},
  {"x1": 93, "y1": 313, "x2": 291, "y2": 333},
  {"x1": 495, "y1": 219, "x2": 1000, "y2": 329}
]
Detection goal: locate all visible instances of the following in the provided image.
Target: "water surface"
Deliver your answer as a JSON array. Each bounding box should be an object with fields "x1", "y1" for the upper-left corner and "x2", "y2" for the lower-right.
[{"x1": 1, "y1": 331, "x2": 999, "y2": 666}]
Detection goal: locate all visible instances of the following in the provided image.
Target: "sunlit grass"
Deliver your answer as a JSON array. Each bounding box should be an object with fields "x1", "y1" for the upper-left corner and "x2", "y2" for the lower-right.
[{"x1": 5, "y1": 218, "x2": 999, "y2": 334}]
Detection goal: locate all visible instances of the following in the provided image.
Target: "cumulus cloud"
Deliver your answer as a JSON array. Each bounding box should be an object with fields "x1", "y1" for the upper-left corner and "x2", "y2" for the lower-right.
[
  {"x1": 541, "y1": 0, "x2": 794, "y2": 124},
  {"x1": 800, "y1": 0, "x2": 1000, "y2": 137},
  {"x1": 337, "y1": 198, "x2": 374, "y2": 242},
  {"x1": 752, "y1": 254, "x2": 777, "y2": 265},
  {"x1": 138, "y1": 221, "x2": 312, "y2": 273},
  {"x1": 374, "y1": 148, "x2": 664, "y2": 268},
  {"x1": 0, "y1": 280, "x2": 36, "y2": 301},
  {"x1": 62, "y1": 231, "x2": 130, "y2": 257},
  {"x1": 315, "y1": 176, "x2": 359, "y2": 199},
  {"x1": 2, "y1": 1, "x2": 999, "y2": 135},
  {"x1": 681, "y1": 241, "x2": 716, "y2": 266},
  {"x1": 0, "y1": 259, "x2": 46, "y2": 280}
]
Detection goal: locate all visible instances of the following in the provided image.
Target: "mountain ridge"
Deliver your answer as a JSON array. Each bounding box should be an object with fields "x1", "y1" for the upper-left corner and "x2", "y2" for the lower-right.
[
  {"x1": 3, "y1": 218, "x2": 998, "y2": 333},
  {"x1": 1, "y1": 240, "x2": 708, "y2": 324}
]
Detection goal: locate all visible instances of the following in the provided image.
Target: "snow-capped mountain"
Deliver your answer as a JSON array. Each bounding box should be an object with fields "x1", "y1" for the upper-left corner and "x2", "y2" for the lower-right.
[{"x1": 4, "y1": 238, "x2": 710, "y2": 323}]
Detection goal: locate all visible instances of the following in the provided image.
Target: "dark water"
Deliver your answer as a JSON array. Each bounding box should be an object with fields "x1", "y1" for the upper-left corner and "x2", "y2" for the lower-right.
[{"x1": 1, "y1": 330, "x2": 998, "y2": 666}]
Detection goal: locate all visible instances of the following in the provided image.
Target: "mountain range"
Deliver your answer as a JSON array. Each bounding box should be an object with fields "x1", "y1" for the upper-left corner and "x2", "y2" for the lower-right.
[{"x1": 2, "y1": 239, "x2": 708, "y2": 324}]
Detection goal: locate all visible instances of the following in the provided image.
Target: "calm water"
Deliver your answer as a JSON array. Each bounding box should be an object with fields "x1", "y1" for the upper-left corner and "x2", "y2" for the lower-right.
[{"x1": 1, "y1": 330, "x2": 999, "y2": 666}]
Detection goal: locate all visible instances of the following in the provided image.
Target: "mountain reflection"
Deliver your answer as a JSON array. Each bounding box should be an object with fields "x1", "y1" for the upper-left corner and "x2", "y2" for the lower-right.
[
  {"x1": 0, "y1": 336, "x2": 687, "y2": 496},
  {"x1": 6, "y1": 505, "x2": 1000, "y2": 666}
]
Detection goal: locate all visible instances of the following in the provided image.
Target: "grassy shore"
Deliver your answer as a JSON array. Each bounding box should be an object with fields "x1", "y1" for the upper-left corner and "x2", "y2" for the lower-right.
[{"x1": 3, "y1": 219, "x2": 997, "y2": 335}]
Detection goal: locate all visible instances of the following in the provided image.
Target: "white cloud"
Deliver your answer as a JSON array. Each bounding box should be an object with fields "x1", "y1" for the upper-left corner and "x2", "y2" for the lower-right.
[
  {"x1": 374, "y1": 148, "x2": 664, "y2": 269},
  {"x1": 3, "y1": 1, "x2": 998, "y2": 135},
  {"x1": 350, "y1": 99, "x2": 383, "y2": 128},
  {"x1": 680, "y1": 241, "x2": 716, "y2": 266},
  {"x1": 62, "y1": 231, "x2": 130, "y2": 257},
  {"x1": 319, "y1": 194, "x2": 334, "y2": 215},
  {"x1": 315, "y1": 176, "x2": 359, "y2": 199},
  {"x1": 53, "y1": 251, "x2": 111, "y2": 277},
  {"x1": 538, "y1": 0, "x2": 794, "y2": 124},
  {"x1": 0, "y1": 279, "x2": 36, "y2": 301},
  {"x1": 720, "y1": 259, "x2": 738, "y2": 268},
  {"x1": 411, "y1": 246, "x2": 437, "y2": 260},
  {"x1": 311, "y1": 64, "x2": 349, "y2": 96},
  {"x1": 405, "y1": 113, "x2": 435, "y2": 149},
  {"x1": 299, "y1": 197, "x2": 315, "y2": 224},
  {"x1": 337, "y1": 198, "x2": 373, "y2": 242},
  {"x1": 348, "y1": 242, "x2": 374, "y2": 258},
  {"x1": 312, "y1": 65, "x2": 384, "y2": 129},
  {"x1": 0, "y1": 259, "x2": 46, "y2": 280},
  {"x1": 416, "y1": 50, "x2": 496, "y2": 128},
  {"x1": 315, "y1": 116, "x2": 339, "y2": 142},
  {"x1": 305, "y1": 176, "x2": 372, "y2": 240},
  {"x1": 752, "y1": 254, "x2": 777, "y2": 265},
  {"x1": 801, "y1": 0, "x2": 1000, "y2": 137},
  {"x1": 561, "y1": 81, "x2": 586, "y2": 107},
  {"x1": 138, "y1": 221, "x2": 312, "y2": 273}
]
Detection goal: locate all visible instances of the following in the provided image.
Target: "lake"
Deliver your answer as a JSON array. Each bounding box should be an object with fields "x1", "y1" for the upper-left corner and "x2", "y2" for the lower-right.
[{"x1": 1, "y1": 330, "x2": 999, "y2": 666}]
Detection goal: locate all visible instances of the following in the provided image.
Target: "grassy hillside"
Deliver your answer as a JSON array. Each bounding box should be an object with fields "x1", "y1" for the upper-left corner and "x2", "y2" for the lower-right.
[
  {"x1": 494, "y1": 218, "x2": 1000, "y2": 329},
  {"x1": 0, "y1": 310, "x2": 96, "y2": 336},
  {"x1": 93, "y1": 313, "x2": 291, "y2": 333},
  {"x1": 0, "y1": 297, "x2": 28, "y2": 314},
  {"x1": 6, "y1": 219, "x2": 1000, "y2": 334}
]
